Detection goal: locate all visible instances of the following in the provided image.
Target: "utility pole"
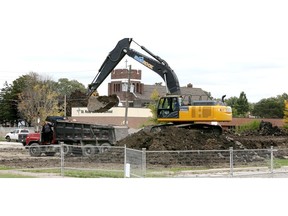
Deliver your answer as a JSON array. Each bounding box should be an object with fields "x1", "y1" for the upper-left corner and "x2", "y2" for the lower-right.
[
  {"x1": 124, "y1": 65, "x2": 131, "y2": 126},
  {"x1": 64, "y1": 94, "x2": 67, "y2": 118}
]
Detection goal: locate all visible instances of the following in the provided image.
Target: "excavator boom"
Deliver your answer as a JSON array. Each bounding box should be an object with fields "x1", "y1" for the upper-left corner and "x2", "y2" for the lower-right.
[
  {"x1": 88, "y1": 38, "x2": 132, "y2": 94},
  {"x1": 124, "y1": 48, "x2": 181, "y2": 95},
  {"x1": 88, "y1": 38, "x2": 181, "y2": 112}
]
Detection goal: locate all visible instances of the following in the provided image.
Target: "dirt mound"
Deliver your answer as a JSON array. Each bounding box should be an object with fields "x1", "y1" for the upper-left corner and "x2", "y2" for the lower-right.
[
  {"x1": 87, "y1": 94, "x2": 119, "y2": 112},
  {"x1": 117, "y1": 122, "x2": 288, "y2": 151},
  {"x1": 258, "y1": 121, "x2": 286, "y2": 136},
  {"x1": 239, "y1": 121, "x2": 288, "y2": 136},
  {"x1": 117, "y1": 127, "x2": 233, "y2": 150}
]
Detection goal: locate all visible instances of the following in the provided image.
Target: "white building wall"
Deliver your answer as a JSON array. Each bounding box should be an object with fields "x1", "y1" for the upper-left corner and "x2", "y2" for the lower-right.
[{"x1": 71, "y1": 107, "x2": 152, "y2": 118}]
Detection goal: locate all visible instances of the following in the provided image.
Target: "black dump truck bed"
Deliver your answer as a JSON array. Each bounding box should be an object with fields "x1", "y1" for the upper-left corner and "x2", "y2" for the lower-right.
[
  {"x1": 46, "y1": 116, "x2": 116, "y2": 146},
  {"x1": 55, "y1": 120, "x2": 116, "y2": 145}
]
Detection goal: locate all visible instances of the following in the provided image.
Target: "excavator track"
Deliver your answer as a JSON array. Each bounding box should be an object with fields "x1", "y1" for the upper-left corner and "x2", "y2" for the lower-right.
[{"x1": 150, "y1": 123, "x2": 223, "y2": 136}]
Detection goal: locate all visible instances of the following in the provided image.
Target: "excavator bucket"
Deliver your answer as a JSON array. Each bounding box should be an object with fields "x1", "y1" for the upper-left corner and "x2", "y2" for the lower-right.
[{"x1": 87, "y1": 93, "x2": 119, "y2": 112}]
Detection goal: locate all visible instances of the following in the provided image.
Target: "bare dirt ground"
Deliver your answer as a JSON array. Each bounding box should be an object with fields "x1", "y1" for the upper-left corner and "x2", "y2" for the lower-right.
[
  {"x1": 1, "y1": 121, "x2": 288, "y2": 177},
  {"x1": 116, "y1": 121, "x2": 288, "y2": 170}
]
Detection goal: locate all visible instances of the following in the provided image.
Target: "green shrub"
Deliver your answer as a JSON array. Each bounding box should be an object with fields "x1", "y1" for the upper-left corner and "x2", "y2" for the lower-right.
[{"x1": 235, "y1": 120, "x2": 261, "y2": 133}]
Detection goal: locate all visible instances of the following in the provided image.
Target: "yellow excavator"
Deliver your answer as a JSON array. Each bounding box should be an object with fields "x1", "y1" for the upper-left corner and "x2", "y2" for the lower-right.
[{"x1": 88, "y1": 38, "x2": 232, "y2": 134}]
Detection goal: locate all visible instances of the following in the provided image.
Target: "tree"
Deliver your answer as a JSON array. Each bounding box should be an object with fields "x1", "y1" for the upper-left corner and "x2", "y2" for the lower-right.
[
  {"x1": 18, "y1": 74, "x2": 63, "y2": 126},
  {"x1": 284, "y1": 100, "x2": 288, "y2": 127},
  {"x1": 225, "y1": 96, "x2": 239, "y2": 117},
  {"x1": 252, "y1": 97, "x2": 284, "y2": 118},
  {"x1": 147, "y1": 89, "x2": 160, "y2": 124},
  {"x1": 55, "y1": 78, "x2": 87, "y2": 116},
  {"x1": 0, "y1": 73, "x2": 88, "y2": 125},
  {"x1": 0, "y1": 75, "x2": 32, "y2": 126},
  {"x1": 55, "y1": 78, "x2": 86, "y2": 97},
  {"x1": 0, "y1": 82, "x2": 15, "y2": 125},
  {"x1": 65, "y1": 90, "x2": 88, "y2": 116},
  {"x1": 225, "y1": 92, "x2": 250, "y2": 117}
]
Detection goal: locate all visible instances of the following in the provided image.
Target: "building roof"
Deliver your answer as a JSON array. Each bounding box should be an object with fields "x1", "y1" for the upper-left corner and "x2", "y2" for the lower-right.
[{"x1": 134, "y1": 84, "x2": 209, "y2": 100}]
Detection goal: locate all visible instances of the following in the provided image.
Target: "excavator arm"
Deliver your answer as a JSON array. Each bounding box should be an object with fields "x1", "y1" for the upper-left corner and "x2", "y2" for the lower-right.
[
  {"x1": 88, "y1": 38, "x2": 181, "y2": 95},
  {"x1": 124, "y1": 45, "x2": 181, "y2": 95},
  {"x1": 87, "y1": 38, "x2": 181, "y2": 112},
  {"x1": 88, "y1": 38, "x2": 132, "y2": 94}
]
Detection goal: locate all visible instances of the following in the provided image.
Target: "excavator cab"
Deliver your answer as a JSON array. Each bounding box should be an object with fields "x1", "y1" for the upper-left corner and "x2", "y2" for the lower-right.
[
  {"x1": 157, "y1": 95, "x2": 232, "y2": 125},
  {"x1": 157, "y1": 96, "x2": 181, "y2": 119}
]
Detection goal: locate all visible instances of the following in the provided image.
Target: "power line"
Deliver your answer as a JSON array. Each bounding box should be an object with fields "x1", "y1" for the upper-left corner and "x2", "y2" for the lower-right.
[{"x1": 0, "y1": 69, "x2": 97, "y2": 73}]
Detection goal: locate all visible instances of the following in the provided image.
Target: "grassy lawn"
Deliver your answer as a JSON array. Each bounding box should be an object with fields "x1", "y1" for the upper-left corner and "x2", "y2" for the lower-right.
[
  {"x1": 0, "y1": 173, "x2": 34, "y2": 178},
  {"x1": 0, "y1": 136, "x2": 6, "y2": 141},
  {"x1": 64, "y1": 169, "x2": 124, "y2": 178},
  {"x1": 274, "y1": 158, "x2": 288, "y2": 168},
  {"x1": 0, "y1": 166, "x2": 35, "y2": 178},
  {"x1": 22, "y1": 168, "x2": 124, "y2": 178},
  {"x1": 0, "y1": 166, "x2": 12, "y2": 170}
]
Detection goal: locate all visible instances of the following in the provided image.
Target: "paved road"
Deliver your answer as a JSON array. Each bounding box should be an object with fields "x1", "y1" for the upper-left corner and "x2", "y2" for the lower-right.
[
  {"x1": 176, "y1": 167, "x2": 288, "y2": 178},
  {"x1": 0, "y1": 141, "x2": 23, "y2": 148}
]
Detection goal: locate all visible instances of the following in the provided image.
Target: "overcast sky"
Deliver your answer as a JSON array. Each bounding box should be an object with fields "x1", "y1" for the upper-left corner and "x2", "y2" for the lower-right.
[{"x1": 0, "y1": 0, "x2": 287, "y2": 103}]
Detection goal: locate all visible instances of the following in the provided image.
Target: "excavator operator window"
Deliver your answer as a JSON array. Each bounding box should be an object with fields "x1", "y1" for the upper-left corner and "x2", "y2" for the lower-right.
[
  {"x1": 157, "y1": 97, "x2": 169, "y2": 117},
  {"x1": 158, "y1": 97, "x2": 169, "y2": 109},
  {"x1": 157, "y1": 97, "x2": 179, "y2": 118}
]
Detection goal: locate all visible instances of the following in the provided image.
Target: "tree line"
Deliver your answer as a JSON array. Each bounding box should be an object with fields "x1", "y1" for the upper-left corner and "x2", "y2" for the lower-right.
[
  {"x1": 0, "y1": 72, "x2": 87, "y2": 127},
  {"x1": 224, "y1": 91, "x2": 288, "y2": 119},
  {"x1": 1, "y1": 72, "x2": 287, "y2": 127}
]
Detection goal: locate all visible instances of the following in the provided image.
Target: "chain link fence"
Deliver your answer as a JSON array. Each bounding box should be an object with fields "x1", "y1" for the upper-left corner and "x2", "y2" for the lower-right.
[
  {"x1": 1, "y1": 143, "x2": 288, "y2": 178},
  {"x1": 124, "y1": 147, "x2": 146, "y2": 177},
  {"x1": 145, "y1": 147, "x2": 288, "y2": 177}
]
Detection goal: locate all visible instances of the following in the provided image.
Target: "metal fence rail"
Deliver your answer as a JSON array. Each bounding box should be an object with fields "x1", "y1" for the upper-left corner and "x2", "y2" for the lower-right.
[{"x1": 1, "y1": 143, "x2": 288, "y2": 178}]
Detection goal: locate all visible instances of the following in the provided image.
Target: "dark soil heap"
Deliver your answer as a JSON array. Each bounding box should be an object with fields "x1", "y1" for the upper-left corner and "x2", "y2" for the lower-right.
[
  {"x1": 117, "y1": 127, "x2": 230, "y2": 150},
  {"x1": 117, "y1": 122, "x2": 288, "y2": 151},
  {"x1": 239, "y1": 121, "x2": 287, "y2": 136},
  {"x1": 87, "y1": 94, "x2": 119, "y2": 112}
]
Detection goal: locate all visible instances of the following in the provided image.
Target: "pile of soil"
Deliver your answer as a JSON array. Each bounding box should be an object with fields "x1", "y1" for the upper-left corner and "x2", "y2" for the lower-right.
[
  {"x1": 116, "y1": 122, "x2": 288, "y2": 151},
  {"x1": 237, "y1": 121, "x2": 287, "y2": 136},
  {"x1": 87, "y1": 94, "x2": 119, "y2": 112}
]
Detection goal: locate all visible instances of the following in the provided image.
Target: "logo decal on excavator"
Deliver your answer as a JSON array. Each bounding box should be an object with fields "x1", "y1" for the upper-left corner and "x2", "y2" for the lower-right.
[{"x1": 134, "y1": 55, "x2": 154, "y2": 70}]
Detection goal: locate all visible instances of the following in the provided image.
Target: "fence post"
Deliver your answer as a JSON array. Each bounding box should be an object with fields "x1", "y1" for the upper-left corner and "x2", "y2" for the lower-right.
[
  {"x1": 60, "y1": 142, "x2": 64, "y2": 177},
  {"x1": 124, "y1": 145, "x2": 127, "y2": 178},
  {"x1": 229, "y1": 147, "x2": 233, "y2": 177},
  {"x1": 270, "y1": 146, "x2": 274, "y2": 174},
  {"x1": 142, "y1": 148, "x2": 146, "y2": 178}
]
